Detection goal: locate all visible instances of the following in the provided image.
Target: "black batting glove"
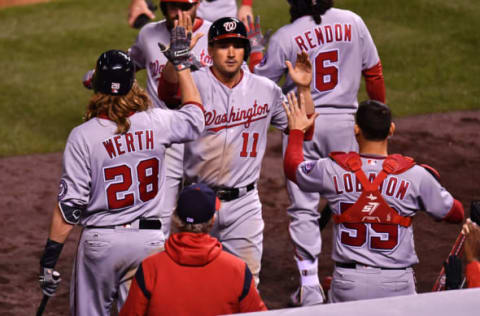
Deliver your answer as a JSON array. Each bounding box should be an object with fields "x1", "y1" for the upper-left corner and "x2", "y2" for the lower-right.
[
  {"x1": 158, "y1": 26, "x2": 203, "y2": 71},
  {"x1": 444, "y1": 255, "x2": 462, "y2": 290}
]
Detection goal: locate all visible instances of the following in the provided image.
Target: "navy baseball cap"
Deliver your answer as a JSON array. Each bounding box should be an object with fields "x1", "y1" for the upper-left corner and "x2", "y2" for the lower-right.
[{"x1": 176, "y1": 183, "x2": 221, "y2": 224}]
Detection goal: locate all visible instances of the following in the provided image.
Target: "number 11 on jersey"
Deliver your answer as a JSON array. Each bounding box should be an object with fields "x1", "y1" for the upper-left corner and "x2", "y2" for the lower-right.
[{"x1": 240, "y1": 132, "x2": 259, "y2": 157}]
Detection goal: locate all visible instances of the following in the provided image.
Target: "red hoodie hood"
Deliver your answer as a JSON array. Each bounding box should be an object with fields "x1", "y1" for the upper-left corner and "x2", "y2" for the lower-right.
[{"x1": 165, "y1": 232, "x2": 222, "y2": 266}]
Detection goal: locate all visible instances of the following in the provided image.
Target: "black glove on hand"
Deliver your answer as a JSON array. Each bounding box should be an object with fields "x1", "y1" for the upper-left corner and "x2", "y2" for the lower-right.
[
  {"x1": 247, "y1": 15, "x2": 272, "y2": 53},
  {"x1": 444, "y1": 255, "x2": 462, "y2": 290},
  {"x1": 158, "y1": 26, "x2": 202, "y2": 71},
  {"x1": 39, "y1": 267, "x2": 61, "y2": 296}
]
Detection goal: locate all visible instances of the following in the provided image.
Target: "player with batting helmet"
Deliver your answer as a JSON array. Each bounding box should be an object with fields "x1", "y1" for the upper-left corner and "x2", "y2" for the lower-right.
[
  {"x1": 39, "y1": 47, "x2": 205, "y2": 315},
  {"x1": 127, "y1": 0, "x2": 211, "y2": 242},
  {"x1": 158, "y1": 15, "x2": 315, "y2": 286}
]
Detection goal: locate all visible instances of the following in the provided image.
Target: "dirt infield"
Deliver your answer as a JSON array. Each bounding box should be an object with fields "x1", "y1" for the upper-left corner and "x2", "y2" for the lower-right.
[{"x1": 0, "y1": 110, "x2": 478, "y2": 315}]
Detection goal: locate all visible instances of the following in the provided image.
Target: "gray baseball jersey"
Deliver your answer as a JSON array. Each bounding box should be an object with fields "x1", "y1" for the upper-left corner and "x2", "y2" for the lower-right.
[
  {"x1": 129, "y1": 18, "x2": 212, "y2": 236},
  {"x1": 60, "y1": 104, "x2": 205, "y2": 315},
  {"x1": 254, "y1": 9, "x2": 382, "y2": 292},
  {"x1": 196, "y1": 0, "x2": 238, "y2": 22},
  {"x1": 183, "y1": 67, "x2": 287, "y2": 284},
  {"x1": 294, "y1": 153, "x2": 456, "y2": 302},
  {"x1": 129, "y1": 19, "x2": 212, "y2": 109},
  {"x1": 295, "y1": 154, "x2": 455, "y2": 267},
  {"x1": 255, "y1": 8, "x2": 380, "y2": 114}
]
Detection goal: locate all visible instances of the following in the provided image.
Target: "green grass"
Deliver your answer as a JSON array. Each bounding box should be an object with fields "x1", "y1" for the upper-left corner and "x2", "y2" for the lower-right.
[{"x1": 0, "y1": 0, "x2": 478, "y2": 156}]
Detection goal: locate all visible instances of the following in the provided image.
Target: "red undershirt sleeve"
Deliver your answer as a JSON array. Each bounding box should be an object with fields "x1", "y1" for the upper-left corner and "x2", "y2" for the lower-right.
[
  {"x1": 466, "y1": 261, "x2": 480, "y2": 288},
  {"x1": 284, "y1": 129, "x2": 305, "y2": 183},
  {"x1": 248, "y1": 51, "x2": 263, "y2": 73},
  {"x1": 362, "y1": 61, "x2": 386, "y2": 103},
  {"x1": 443, "y1": 199, "x2": 465, "y2": 223},
  {"x1": 157, "y1": 73, "x2": 181, "y2": 108}
]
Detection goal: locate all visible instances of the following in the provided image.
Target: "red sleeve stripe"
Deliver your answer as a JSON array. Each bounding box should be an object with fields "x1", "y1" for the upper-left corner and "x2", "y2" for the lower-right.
[
  {"x1": 183, "y1": 101, "x2": 205, "y2": 113},
  {"x1": 242, "y1": 0, "x2": 253, "y2": 6},
  {"x1": 443, "y1": 199, "x2": 465, "y2": 223},
  {"x1": 283, "y1": 129, "x2": 305, "y2": 183}
]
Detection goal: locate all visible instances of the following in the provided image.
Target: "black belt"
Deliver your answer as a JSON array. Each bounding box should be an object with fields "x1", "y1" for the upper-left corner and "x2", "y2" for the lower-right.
[
  {"x1": 213, "y1": 182, "x2": 255, "y2": 201},
  {"x1": 86, "y1": 218, "x2": 161, "y2": 230},
  {"x1": 335, "y1": 262, "x2": 410, "y2": 270}
]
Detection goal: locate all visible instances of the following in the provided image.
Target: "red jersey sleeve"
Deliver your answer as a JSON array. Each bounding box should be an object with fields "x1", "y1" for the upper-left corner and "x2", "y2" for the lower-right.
[
  {"x1": 283, "y1": 129, "x2": 305, "y2": 183},
  {"x1": 362, "y1": 61, "x2": 386, "y2": 103},
  {"x1": 466, "y1": 261, "x2": 480, "y2": 288},
  {"x1": 443, "y1": 199, "x2": 465, "y2": 223},
  {"x1": 157, "y1": 73, "x2": 181, "y2": 108}
]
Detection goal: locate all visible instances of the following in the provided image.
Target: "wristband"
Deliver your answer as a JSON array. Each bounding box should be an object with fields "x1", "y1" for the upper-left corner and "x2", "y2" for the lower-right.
[{"x1": 40, "y1": 238, "x2": 64, "y2": 269}]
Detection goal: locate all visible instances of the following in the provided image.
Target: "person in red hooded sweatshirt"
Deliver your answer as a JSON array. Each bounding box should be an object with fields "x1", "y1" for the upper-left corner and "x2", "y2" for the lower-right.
[{"x1": 119, "y1": 183, "x2": 267, "y2": 316}]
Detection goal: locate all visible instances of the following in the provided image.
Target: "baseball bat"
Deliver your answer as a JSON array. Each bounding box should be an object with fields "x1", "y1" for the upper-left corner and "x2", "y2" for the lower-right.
[
  {"x1": 36, "y1": 271, "x2": 61, "y2": 316},
  {"x1": 432, "y1": 232, "x2": 466, "y2": 291},
  {"x1": 432, "y1": 200, "x2": 480, "y2": 291}
]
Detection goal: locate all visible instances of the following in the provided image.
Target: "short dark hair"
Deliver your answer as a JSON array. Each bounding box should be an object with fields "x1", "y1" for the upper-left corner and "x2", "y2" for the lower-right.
[
  {"x1": 289, "y1": 0, "x2": 334, "y2": 24},
  {"x1": 355, "y1": 100, "x2": 392, "y2": 141}
]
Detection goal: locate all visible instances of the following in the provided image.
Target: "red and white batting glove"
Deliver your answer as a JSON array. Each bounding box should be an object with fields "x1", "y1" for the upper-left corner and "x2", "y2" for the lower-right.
[{"x1": 82, "y1": 69, "x2": 95, "y2": 89}]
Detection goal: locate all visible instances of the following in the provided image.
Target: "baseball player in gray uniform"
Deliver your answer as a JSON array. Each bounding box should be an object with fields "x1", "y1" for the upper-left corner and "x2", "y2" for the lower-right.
[
  {"x1": 128, "y1": 0, "x2": 212, "y2": 238},
  {"x1": 251, "y1": 0, "x2": 386, "y2": 306},
  {"x1": 38, "y1": 48, "x2": 205, "y2": 315},
  {"x1": 128, "y1": 0, "x2": 254, "y2": 27},
  {"x1": 282, "y1": 95, "x2": 465, "y2": 302},
  {"x1": 158, "y1": 16, "x2": 315, "y2": 285}
]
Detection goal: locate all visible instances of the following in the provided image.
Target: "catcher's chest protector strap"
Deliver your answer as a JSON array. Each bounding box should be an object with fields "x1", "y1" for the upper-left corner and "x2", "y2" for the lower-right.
[{"x1": 329, "y1": 152, "x2": 415, "y2": 227}]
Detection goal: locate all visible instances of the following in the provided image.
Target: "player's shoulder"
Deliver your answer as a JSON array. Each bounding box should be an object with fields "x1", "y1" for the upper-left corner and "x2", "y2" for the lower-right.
[
  {"x1": 245, "y1": 70, "x2": 280, "y2": 90},
  {"x1": 325, "y1": 7, "x2": 363, "y2": 20},
  {"x1": 196, "y1": 18, "x2": 212, "y2": 33},
  {"x1": 138, "y1": 19, "x2": 168, "y2": 37}
]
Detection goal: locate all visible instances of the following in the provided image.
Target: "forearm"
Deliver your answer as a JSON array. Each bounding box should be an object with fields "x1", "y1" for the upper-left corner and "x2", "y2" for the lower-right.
[
  {"x1": 363, "y1": 61, "x2": 386, "y2": 103},
  {"x1": 177, "y1": 69, "x2": 201, "y2": 105},
  {"x1": 49, "y1": 204, "x2": 74, "y2": 244},
  {"x1": 283, "y1": 129, "x2": 305, "y2": 183}
]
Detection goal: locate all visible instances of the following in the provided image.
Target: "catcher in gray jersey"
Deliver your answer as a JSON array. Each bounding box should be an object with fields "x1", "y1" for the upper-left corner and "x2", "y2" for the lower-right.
[
  {"x1": 38, "y1": 47, "x2": 205, "y2": 315},
  {"x1": 282, "y1": 95, "x2": 465, "y2": 302}
]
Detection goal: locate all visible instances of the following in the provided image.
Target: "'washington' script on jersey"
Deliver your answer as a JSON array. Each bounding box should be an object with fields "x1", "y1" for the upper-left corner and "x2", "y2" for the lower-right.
[
  {"x1": 103, "y1": 130, "x2": 154, "y2": 159},
  {"x1": 205, "y1": 101, "x2": 270, "y2": 132},
  {"x1": 294, "y1": 23, "x2": 352, "y2": 52}
]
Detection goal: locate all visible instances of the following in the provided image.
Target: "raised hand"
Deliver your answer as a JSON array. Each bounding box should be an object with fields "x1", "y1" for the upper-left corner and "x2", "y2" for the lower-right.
[
  {"x1": 158, "y1": 11, "x2": 204, "y2": 71},
  {"x1": 247, "y1": 15, "x2": 272, "y2": 53},
  {"x1": 282, "y1": 92, "x2": 318, "y2": 133},
  {"x1": 286, "y1": 51, "x2": 312, "y2": 88}
]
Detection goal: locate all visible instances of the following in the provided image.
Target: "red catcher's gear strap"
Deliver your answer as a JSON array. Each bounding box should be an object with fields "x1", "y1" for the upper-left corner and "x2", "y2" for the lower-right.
[{"x1": 329, "y1": 152, "x2": 415, "y2": 227}]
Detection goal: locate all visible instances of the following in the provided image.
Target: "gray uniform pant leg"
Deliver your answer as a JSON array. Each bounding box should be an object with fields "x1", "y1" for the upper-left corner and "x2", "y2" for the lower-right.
[
  {"x1": 161, "y1": 143, "x2": 184, "y2": 237},
  {"x1": 329, "y1": 266, "x2": 417, "y2": 302},
  {"x1": 282, "y1": 114, "x2": 358, "y2": 261},
  {"x1": 70, "y1": 228, "x2": 164, "y2": 316},
  {"x1": 210, "y1": 189, "x2": 264, "y2": 286}
]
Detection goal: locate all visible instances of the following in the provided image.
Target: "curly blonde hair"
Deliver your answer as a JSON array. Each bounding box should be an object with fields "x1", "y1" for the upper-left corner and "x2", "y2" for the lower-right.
[
  {"x1": 84, "y1": 82, "x2": 152, "y2": 134},
  {"x1": 170, "y1": 213, "x2": 215, "y2": 234}
]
